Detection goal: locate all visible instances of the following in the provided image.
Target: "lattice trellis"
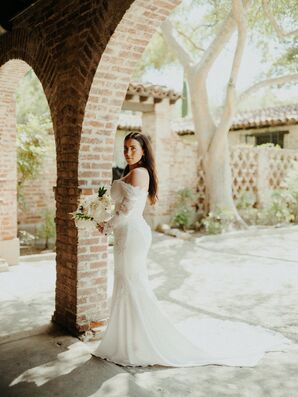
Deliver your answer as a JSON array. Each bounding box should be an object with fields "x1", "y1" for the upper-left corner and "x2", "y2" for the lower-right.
[
  {"x1": 196, "y1": 156, "x2": 208, "y2": 216},
  {"x1": 230, "y1": 147, "x2": 258, "y2": 201},
  {"x1": 268, "y1": 149, "x2": 298, "y2": 190},
  {"x1": 196, "y1": 147, "x2": 298, "y2": 215}
]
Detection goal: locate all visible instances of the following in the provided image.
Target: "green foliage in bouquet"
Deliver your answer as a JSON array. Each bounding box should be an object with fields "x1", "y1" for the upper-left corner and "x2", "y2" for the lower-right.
[
  {"x1": 70, "y1": 184, "x2": 111, "y2": 229},
  {"x1": 98, "y1": 186, "x2": 107, "y2": 198},
  {"x1": 73, "y1": 205, "x2": 94, "y2": 221}
]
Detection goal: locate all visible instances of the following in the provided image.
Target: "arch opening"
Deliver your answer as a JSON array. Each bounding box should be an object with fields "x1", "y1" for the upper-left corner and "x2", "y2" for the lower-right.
[{"x1": 0, "y1": 59, "x2": 56, "y2": 338}]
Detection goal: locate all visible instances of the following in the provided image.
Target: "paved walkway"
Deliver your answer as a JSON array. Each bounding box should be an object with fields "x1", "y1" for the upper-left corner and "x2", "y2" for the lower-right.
[
  {"x1": 0, "y1": 253, "x2": 56, "y2": 342},
  {"x1": 0, "y1": 225, "x2": 297, "y2": 396}
]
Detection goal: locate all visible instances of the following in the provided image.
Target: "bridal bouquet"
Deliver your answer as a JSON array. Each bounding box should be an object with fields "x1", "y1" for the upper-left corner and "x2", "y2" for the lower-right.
[{"x1": 71, "y1": 185, "x2": 112, "y2": 230}]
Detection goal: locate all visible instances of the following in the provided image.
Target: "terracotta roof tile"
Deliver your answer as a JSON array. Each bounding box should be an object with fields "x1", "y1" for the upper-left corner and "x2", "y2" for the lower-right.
[
  {"x1": 118, "y1": 98, "x2": 298, "y2": 134},
  {"x1": 231, "y1": 103, "x2": 298, "y2": 130},
  {"x1": 174, "y1": 104, "x2": 298, "y2": 134},
  {"x1": 126, "y1": 82, "x2": 181, "y2": 103}
]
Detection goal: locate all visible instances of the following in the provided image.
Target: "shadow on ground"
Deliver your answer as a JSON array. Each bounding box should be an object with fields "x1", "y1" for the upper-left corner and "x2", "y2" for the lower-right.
[{"x1": 0, "y1": 226, "x2": 297, "y2": 396}]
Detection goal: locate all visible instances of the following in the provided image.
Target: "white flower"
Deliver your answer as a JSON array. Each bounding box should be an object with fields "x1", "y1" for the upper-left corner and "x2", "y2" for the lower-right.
[
  {"x1": 70, "y1": 185, "x2": 112, "y2": 230},
  {"x1": 75, "y1": 219, "x2": 96, "y2": 231}
]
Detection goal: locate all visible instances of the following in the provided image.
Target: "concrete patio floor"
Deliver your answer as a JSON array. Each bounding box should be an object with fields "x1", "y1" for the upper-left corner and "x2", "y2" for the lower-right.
[
  {"x1": 0, "y1": 225, "x2": 297, "y2": 397},
  {"x1": 0, "y1": 253, "x2": 56, "y2": 343}
]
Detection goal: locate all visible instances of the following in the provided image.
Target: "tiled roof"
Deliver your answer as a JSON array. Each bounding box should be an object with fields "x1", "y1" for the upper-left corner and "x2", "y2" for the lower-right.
[
  {"x1": 231, "y1": 104, "x2": 298, "y2": 130},
  {"x1": 117, "y1": 103, "x2": 298, "y2": 134},
  {"x1": 118, "y1": 113, "x2": 142, "y2": 131},
  {"x1": 126, "y1": 82, "x2": 181, "y2": 104},
  {"x1": 172, "y1": 118, "x2": 194, "y2": 135},
  {"x1": 174, "y1": 104, "x2": 298, "y2": 134}
]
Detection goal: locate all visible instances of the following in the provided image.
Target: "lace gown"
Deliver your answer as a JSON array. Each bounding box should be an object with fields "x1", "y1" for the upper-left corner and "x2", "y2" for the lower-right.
[{"x1": 91, "y1": 178, "x2": 291, "y2": 368}]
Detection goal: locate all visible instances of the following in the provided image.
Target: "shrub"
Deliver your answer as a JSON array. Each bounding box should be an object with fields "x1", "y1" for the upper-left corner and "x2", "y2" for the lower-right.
[
  {"x1": 236, "y1": 191, "x2": 256, "y2": 210},
  {"x1": 35, "y1": 209, "x2": 56, "y2": 249},
  {"x1": 238, "y1": 207, "x2": 259, "y2": 225},
  {"x1": 17, "y1": 114, "x2": 52, "y2": 209},
  {"x1": 202, "y1": 208, "x2": 235, "y2": 234},
  {"x1": 282, "y1": 160, "x2": 298, "y2": 222},
  {"x1": 257, "y1": 190, "x2": 295, "y2": 225},
  {"x1": 170, "y1": 188, "x2": 198, "y2": 231},
  {"x1": 256, "y1": 160, "x2": 298, "y2": 226},
  {"x1": 257, "y1": 143, "x2": 281, "y2": 149}
]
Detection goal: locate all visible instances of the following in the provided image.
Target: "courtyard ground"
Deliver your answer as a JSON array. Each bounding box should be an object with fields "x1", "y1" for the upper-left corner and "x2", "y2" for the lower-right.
[{"x1": 0, "y1": 225, "x2": 297, "y2": 397}]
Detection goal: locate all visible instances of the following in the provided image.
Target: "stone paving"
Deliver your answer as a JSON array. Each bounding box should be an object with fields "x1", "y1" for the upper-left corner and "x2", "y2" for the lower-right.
[
  {"x1": 0, "y1": 225, "x2": 297, "y2": 397},
  {"x1": 0, "y1": 253, "x2": 55, "y2": 342}
]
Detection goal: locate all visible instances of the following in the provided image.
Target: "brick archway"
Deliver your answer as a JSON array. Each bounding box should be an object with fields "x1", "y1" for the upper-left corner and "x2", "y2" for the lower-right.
[
  {"x1": 0, "y1": 31, "x2": 57, "y2": 264},
  {"x1": 77, "y1": 0, "x2": 181, "y2": 334},
  {"x1": 0, "y1": 24, "x2": 57, "y2": 269},
  {"x1": 0, "y1": 29, "x2": 56, "y2": 124},
  {"x1": 0, "y1": 0, "x2": 181, "y2": 336}
]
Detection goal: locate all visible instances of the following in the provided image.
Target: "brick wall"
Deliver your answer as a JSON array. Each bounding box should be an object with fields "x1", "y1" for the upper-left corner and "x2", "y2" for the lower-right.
[
  {"x1": 0, "y1": 61, "x2": 30, "y2": 241},
  {"x1": 0, "y1": 0, "x2": 182, "y2": 335}
]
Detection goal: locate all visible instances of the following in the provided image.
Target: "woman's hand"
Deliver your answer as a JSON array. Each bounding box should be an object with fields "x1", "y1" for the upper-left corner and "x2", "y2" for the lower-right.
[{"x1": 96, "y1": 223, "x2": 105, "y2": 233}]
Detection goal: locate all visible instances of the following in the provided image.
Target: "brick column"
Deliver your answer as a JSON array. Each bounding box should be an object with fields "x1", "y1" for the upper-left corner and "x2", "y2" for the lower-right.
[
  {"x1": 142, "y1": 98, "x2": 173, "y2": 228},
  {"x1": 0, "y1": 61, "x2": 30, "y2": 266}
]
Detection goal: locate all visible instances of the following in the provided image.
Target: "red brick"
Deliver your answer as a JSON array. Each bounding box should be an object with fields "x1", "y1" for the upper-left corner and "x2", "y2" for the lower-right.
[{"x1": 0, "y1": 0, "x2": 181, "y2": 336}]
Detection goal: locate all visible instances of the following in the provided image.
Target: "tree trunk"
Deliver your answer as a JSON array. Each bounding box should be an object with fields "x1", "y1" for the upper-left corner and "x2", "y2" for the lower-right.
[
  {"x1": 198, "y1": 126, "x2": 245, "y2": 228},
  {"x1": 205, "y1": 136, "x2": 237, "y2": 214},
  {"x1": 189, "y1": 83, "x2": 245, "y2": 226}
]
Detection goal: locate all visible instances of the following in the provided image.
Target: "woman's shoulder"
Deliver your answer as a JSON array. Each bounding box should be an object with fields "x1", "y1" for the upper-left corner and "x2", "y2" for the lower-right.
[
  {"x1": 132, "y1": 166, "x2": 149, "y2": 176},
  {"x1": 127, "y1": 167, "x2": 149, "y2": 189}
]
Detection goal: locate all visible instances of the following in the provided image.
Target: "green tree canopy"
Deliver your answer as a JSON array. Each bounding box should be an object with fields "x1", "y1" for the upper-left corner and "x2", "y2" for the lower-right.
[
  {"x1": 16, "y1": 69, "x2": 51, "y2": 124},
  {"x1": 133, "y1": 0, "x2": 297, "y2": 80}
]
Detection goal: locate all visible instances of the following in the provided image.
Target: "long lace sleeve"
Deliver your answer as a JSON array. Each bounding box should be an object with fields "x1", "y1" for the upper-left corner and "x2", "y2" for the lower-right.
[{"x1": 102, "y1": 186, "x2": 139, "y2": 236}]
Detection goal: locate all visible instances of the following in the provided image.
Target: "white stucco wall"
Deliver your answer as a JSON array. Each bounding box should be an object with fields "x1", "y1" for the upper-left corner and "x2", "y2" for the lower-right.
[{"x1": 228, "y1": 124, "x2": 298, "y2": 149}]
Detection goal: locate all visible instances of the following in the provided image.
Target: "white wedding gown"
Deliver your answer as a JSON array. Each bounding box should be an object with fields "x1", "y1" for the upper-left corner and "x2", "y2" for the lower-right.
[{"x1": 91, "y1": 178, "x2": 292, "y2": 368}]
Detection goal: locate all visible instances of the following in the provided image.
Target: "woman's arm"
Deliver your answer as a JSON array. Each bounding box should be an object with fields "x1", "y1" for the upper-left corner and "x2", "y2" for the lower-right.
[
  {"x1": 100, "y1": 194, "x2": 138, "y2": 235},
  {"x1": 99, "y1": 168, "x2": 148, "y2": 236}
]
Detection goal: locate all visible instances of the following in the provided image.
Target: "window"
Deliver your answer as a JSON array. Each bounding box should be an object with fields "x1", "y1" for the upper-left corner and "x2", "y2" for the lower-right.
[{"x1": 245, "y1": 131, "x2": 288, "y2": 148}]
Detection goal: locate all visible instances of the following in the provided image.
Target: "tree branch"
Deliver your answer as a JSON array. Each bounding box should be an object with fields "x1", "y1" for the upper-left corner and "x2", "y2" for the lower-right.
[
  {"x1": 160, "y1": 20, "x2": 194, "y2": 72},
  {"x1": 262, "y1": 0, "x2": 298, "y2": 39},
  {"x1": 175, "y1": 28, "x2": 205, "y2": 53},
  {"x1": 210, "y1": 0, "x2": 247, "y2": 152},
  {"x1": 194, "y1": 0, "x2": 252, "y2": 76},
  {"x1": 239, "y1": 73, "x2": 298, "y2": 102},
  {"x1": 161, "y1": 19, "x2": 216, "y2": 147}
]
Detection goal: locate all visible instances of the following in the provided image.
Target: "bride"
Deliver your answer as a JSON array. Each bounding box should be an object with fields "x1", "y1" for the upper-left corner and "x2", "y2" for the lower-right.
[{"x1": 92, "y1": 131, "x2": 291, "y2": 368}]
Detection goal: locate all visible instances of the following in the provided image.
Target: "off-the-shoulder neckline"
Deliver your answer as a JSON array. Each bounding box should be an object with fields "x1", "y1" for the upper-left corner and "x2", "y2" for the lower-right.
[{"x1": 115, "y1": 179, "x2": 148, "y2": 194}]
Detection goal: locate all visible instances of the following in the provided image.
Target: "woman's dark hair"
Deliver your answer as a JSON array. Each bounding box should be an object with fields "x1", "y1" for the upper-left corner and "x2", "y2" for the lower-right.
[{"x1": 122, "y1": 132, "x2": 158, "y2": 205}]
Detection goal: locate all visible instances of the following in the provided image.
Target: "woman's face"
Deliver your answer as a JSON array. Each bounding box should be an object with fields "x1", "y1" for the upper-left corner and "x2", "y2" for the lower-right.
[{"x1": 124, "y1": 138, "x2": 144, "y2": 166}]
